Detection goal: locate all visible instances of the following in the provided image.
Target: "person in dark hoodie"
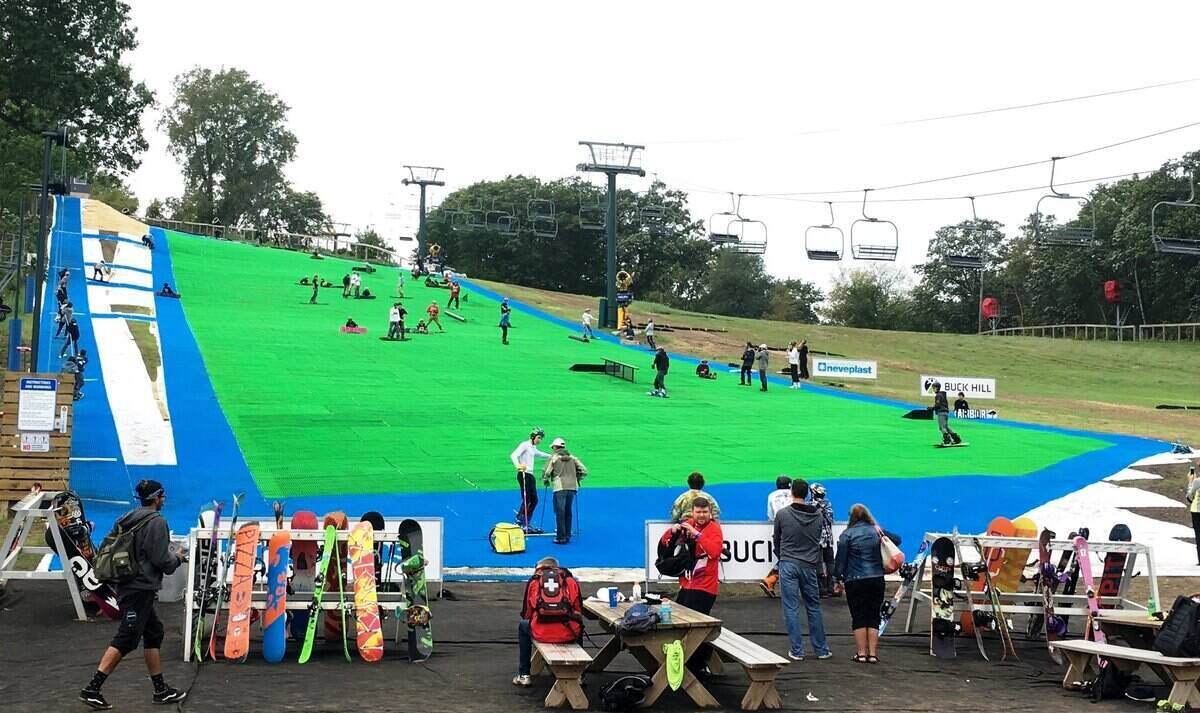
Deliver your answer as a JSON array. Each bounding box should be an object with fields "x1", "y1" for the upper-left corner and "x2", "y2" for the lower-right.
[
  {"x1": 931, "y1": 381, "x2": 961, "y2": 445},
  {"x1": 772, "y1": 478, "x2": 831, "y2": 661},
  {"x1": 80, "y1": 479, "x2": 187, "y2": 710},
  {"x1": 832, "y1": 504, "x2": 902, "y2": 664},
  {"x1": 739, "y1": 342, "x2": 755, "y2": 386},
  {"x1": 650, "y1": 347, "x2": 670, "y2": 398}
]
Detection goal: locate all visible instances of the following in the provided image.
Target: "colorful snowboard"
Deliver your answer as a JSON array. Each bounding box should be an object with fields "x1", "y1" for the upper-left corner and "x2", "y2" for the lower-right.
[
  {"x1": 1059, "y1": 527, "x2": 1088, "y2": 629},
  {"x1": 1098, "y1": 523, "x2": 1132, "y2": 608},
  {"x1": 349, "y1": 522, "x2": 384, "y2": 662},
  {"x1": 399, "y1": 519, "x2": 433, "y2": 661},
  {"x1": 962, "y1": 516, "x2": 1013, "y2": 635},
  {"x1": 929, "y1": 536, "x2": 957, "y2": 658},
  {"x1": 992, "y1": 516, "x2": 1036, "y2": 594},
  {"x1": 323, "y1": 512, "x2": 349, "y2": 644},
  {"x1": 289, "y1": 511, "x2": 319, "y2": 641},
  {"x1": 207, "y1": 492, "x2": 244, "y2": 660},
  {"x1": 879, "y1": 539, "x2": 929, "y2": 636},
  {"x1": 45, "y1": 491, "x2": 119, "y2": 620},
  {"x1": 300, "y1": 525, "x2": 337, "y2": 664},
  {"x1": 1035, "y1": 529, "x2": 1065, "y2": 664},
  {"x1": 223, "y1": 523, "x2": 260, "y2": 661},
  {"x1": 263, "y1": 529, "x2": 291, "y2": 663},
  {"x1": 1076, "y1": 535, "x2": 1106, "y2": 645}
]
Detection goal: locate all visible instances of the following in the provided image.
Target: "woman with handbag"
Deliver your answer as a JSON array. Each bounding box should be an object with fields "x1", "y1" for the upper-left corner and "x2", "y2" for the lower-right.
[{"x1": 832, "y1": 504, "x2": 903, "y2": 663}]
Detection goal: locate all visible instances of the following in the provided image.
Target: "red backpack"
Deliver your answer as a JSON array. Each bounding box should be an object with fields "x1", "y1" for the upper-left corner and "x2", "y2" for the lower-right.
[{"x1": 525, "y1": 567, "x2": 583, "y2": 643}]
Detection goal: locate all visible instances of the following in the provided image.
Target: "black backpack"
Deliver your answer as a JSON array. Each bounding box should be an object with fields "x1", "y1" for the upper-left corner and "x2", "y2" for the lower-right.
[
  {"x1": 599, "y1": 674, "x2": 652, "y2": 712},
  {"x1": 1154, "y1": 594, "x2": 1200, "y2": 658},
  {"x1": 1082, "y1": 662, "x2": 1136, "y2": 701},
  {"x1": 655, "y1": 529, "x2": 696, "y2": 578}
]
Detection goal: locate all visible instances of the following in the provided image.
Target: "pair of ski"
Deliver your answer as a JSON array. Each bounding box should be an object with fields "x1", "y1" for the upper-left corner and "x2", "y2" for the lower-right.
[{"x1": 192, "y1": 493, "x2": 261, "y2": 662}]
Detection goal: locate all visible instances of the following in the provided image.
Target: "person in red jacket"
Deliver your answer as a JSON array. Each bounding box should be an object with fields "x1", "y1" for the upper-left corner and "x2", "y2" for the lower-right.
[
  {"x1": 513, "y1": 557, "x2": 584, "y2": 687},
  {"x1": 661, "y1": 497, "x2": 723, "y2": 674}
]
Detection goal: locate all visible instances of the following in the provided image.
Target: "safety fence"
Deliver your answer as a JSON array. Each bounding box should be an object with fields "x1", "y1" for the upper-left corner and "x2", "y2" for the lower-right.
[
  {"x1": 982, "y1": 322, "x2": 1199, "y2": 342},
  {"x1": 142, "y1": 217, "x2": 404, "y2": 266}
]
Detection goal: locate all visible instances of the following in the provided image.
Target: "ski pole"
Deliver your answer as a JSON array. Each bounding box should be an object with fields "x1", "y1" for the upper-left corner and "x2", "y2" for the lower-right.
[
  {"x1": 538, "y1": 481, "x2": 550, "y2": 531},
  {"x1": 574, "y1": 490, "x2": 581, "y2": 536}
]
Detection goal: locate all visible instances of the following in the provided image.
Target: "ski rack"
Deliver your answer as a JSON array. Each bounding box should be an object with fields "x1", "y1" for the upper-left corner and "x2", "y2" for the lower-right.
[
  {"x1": 0, "y1": 489, "x2": 92, "y2": 621},
  {"x1": 901, "y1": 531, "x2": 1159, "y2": 636},
  {"x1": 182, "y1": 518, "x2": 443, "y2": 662}
]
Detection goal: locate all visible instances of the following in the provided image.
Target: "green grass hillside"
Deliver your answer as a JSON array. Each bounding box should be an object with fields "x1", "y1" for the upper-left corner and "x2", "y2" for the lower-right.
[{"x1": 480, "y1": 280, "x2": 1200, "y2": 445}]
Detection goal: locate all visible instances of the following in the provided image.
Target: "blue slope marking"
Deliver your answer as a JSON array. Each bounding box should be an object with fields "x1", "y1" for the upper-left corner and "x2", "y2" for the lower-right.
[{"x1": 57, "y1": 214, "x2": 1168, "y2": 572}]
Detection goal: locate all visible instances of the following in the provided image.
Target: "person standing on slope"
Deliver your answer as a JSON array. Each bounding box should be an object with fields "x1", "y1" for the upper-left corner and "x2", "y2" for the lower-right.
[
  {"x1": 512, "y1": 428, "x2": 552, "y2": 532},
  {"x1": 309, "y1": 274, "x2": 319, "y2": 304},
  {"x1": 650, "y1": 346, "x2": 670, "y2": 398},
  {"x1": 787, "y1": 341, "x2": 801, "y2": 389},
  {"x1": 499, "y1": 298, "x2": 512, "y2": 345},
  {"x1": 342, "y1": 273, "x2": 351, "y2": 298},
  {"x1": 581, "y1": 309, "x2": 594, "y2": 341},
  {"x1": 543, "y1": 437, "x2": 588, "y2": 544},
  {"x1": 798, "y1": 339, "x2": 810, "y2": 379},
  {"x1": 447, "y1": 280, "x2": 461, "y2": 310},
  {"x1": 739, "y1": 342, "x2": 756, "y2": 386},
  {"x1": 644, "y1": 318, "x2": 657, "y2": 350},
  {"x1": 426, "y1": 301, "x2": 445, "y2": 333},
  {"x1": 931, "y1": 381, "x2": 961, "y2": 445},
  {"x1": 79, "y1": 480, "x2": 188, "y2": 710},
  {"x1": 755, "y1": 344, "x2": 770, "y2": 392}
]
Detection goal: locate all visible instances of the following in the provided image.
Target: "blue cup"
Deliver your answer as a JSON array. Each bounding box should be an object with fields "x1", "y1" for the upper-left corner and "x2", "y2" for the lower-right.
[{"x1": 608, "y1": 587, "x2": 618, "y2": 608}]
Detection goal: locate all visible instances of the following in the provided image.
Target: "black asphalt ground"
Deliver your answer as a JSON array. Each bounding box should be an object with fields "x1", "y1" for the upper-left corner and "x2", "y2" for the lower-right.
[{"x1": 0, "y1": 581, "x2": 1142, "y2": 712}]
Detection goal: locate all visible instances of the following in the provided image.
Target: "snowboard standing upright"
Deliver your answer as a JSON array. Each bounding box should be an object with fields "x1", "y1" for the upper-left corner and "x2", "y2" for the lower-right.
[
  {"x1": 992, "y1": 516, "x2": 1037, "y2": 594},
  {"x1": 1059, "y1": 527, "x2": 1088, "y2": 629},
  {"x1": 224, "y1": 522, "x2": 260, "y2": 661},
  {"x1": 45, "y1": 491, "x2": 119, "y2": 620},
  {"x1": 348, "y1": 521, "x2": 384, "y2": 662},
  {"x1": 398, "y1": 519, "x2": 433, "y2": 661},
  {"x1": 1076, "y1": 535, "x2": 1106, "y2": 645},
  {"x1": 1098, "y1": 524, "x2": 1132, "y2": 608},
  {"x1": 300, "y1": 525, "x2": 337, "y2": 664},
  {"x1": 289, "y1": 511, "x2": 319, "y2": 641},
  {"x1": 1034, "y1": 529, "x2": 1065, "y2": 664},
  {"x1": 929, "y1": 536, "x2": 957, "y2": 657},
  {"x1": 879, "y1": 539, "x2": 929, "y2": 636},
  {"x1": 207, "y1": 492, "x2": 244, "y2": 660},
  {"x1": 263, "y1": 529, "x2": 291, "y2": 663}
]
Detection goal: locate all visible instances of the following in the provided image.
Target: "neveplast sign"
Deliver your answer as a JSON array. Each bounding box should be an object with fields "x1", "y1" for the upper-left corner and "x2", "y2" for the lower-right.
[
  {"x1": 812, "y1": 358, "x2": 878, "y2": 380},
  {"x1": 920, "y1": 375, "x2": 997, "y2": 400}
]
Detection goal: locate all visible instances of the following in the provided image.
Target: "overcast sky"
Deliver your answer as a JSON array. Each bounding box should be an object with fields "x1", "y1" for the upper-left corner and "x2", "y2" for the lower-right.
[{"x1": 124, "y1": 1, "x2": 1200, "y2": 287}]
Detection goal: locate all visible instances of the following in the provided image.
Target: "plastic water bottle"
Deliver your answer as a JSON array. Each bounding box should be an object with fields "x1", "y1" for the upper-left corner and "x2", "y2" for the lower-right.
[
  {"x1": 1148, "y1": 595, "x2": 1159, "y2": 619},
  {"x1": 659, "y1": 602, "x2": 672, "y2": 624},
  {"x1": 632, "y1": 582, "x2": 642, "y2": 601}
]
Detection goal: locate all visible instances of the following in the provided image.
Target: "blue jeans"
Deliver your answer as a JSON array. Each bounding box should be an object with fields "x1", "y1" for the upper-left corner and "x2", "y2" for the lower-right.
[
  {"x1": 779, "y1": 561, "x2": 829, "y2": 657},
  {"x1": 553, "y1": 490, "x2": 576, "y2": 542},
  {"x1": 518, "y1": 619, "x2": 533, "y2": 675}
]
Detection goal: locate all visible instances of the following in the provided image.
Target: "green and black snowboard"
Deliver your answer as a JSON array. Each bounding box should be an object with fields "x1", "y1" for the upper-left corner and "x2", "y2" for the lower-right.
[{"x1": 398, "y1": 519, "x2": 433, "y2": 661}]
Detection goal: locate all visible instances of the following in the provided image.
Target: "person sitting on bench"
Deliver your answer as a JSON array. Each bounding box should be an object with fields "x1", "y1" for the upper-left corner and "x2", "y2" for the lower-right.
[
  {"x1": 695, "y1": 360, "x2": 716, "y2": 380},
  {"x1": 158, "y1": 282, "x2": 179, "y2": 297},
  {"x1": 415, "y1": 320, "x2": 429, "y2": 334},
  {"x1": 345, "y1": 317, "x2": 359, "y2": 329},
  {"x1": 141, "y1": 234, "x2": 155, "y2": 250}
]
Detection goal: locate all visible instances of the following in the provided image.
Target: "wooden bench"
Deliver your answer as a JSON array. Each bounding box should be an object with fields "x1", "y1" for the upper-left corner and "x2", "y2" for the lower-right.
[
  {"x1": 601, "y1": 358, "x2": 638, "y2": 383},
  {"x1": 1051, "y1": 640, "x2": 1200, "y2": 708},
  {"x1": 530, "y1": 640, "x2": 592, "y2": 710},
  {"x1": 707, "y1": 629, "x2": 789, "y2": 710}
]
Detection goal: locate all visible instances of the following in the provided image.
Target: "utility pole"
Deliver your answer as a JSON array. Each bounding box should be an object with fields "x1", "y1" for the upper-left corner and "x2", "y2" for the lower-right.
[{"x1": 576, "y1": 142, "x2": 645, "y2": 328}]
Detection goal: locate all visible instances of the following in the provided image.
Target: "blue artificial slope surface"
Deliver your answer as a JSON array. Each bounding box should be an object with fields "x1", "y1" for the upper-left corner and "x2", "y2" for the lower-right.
[{"x1": 52, "y1": 199, "x2": 1167, "y2": 571}]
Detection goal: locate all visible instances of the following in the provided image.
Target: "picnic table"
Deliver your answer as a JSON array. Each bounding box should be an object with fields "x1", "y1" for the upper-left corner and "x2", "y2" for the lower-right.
[
  {"x1": 1096, "y1": 608, "x2": 1165, "y2": 648},
  {"x1": 583, "y1": 598, "x2": 721, "y2": 708}
]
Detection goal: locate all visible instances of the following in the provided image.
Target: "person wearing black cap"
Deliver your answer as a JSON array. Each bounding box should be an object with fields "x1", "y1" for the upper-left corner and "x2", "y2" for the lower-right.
[
  {"x1": 80, "y1": 480, "x2": 187, "y2": 710},
  {"x1": 650, "y1": 347, "x2": 670, "y2": 398},
  {"x1": 931, "y1": 381, "x2": 961, "y2": 445},
  {"x1": 739, "y1": 342, "x2": 755, "y2": 386}
]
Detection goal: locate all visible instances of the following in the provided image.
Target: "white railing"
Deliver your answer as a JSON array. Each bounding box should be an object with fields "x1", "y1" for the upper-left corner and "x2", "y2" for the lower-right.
[
  {"x1": 142, "y1": 217, "x2": 406, "y2": 266},
  {"x1": 982, "y1": 322, "x2": 1199, "y2": 342}
]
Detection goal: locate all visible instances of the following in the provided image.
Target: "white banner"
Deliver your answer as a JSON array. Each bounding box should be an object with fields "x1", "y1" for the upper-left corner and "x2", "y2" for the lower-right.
[
  {"x1": 644, "y1": 520, "x2": 847, "y2": 583},
  {"x1": 920, "y1": 375, "x2": 996, "y2": 400},
  {"x1": 812, "y1": 358, "x2": 877, "y2": 380}
]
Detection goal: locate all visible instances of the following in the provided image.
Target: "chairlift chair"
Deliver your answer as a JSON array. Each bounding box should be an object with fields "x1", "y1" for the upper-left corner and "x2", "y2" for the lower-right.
[
  {"x1": 1151, "y1": 170, "x2": 1200, "y2": 255},
  {"x1": 466, "y1": 201, "x2": 487, "y2": 231},
  {"x1": 804, "y1": 202, "x2": 844, "y2": 261},
  {"x1": 486, "y1": 201, "x2": 519, "y2": 236},
  {"x1": 1034, "y1": 157, "x2": 1096, "y2": 248},
  {"x1": 640, "y1": 204, "x2": 669, "y2": 237},
  {"x1": 849, "y1": 189, "x2": 899, "y2": 261},
  {"x1": 730, "y1": 216, "x2": 768, "y2": 254},
  {"x1": 526, "y1": 197, "x2": 558, "y2": 238},
  {"x1": 579, "y1": 191, "x2": 606, "y2": 231},
  {"x1": 708, "y1": 195, "x2": 740, "y2": 246},
  {"x1": 946, "y1": 197, "x2": 985, "y2": 269}
]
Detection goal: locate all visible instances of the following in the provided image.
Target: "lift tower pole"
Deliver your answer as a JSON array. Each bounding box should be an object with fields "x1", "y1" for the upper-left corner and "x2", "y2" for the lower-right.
[
  {"x1": 576, "y1": 142, "x2": 644, "y2": 328},
  {"x1": 402, "y1": 166, "x2": 445, "y2": 262}
]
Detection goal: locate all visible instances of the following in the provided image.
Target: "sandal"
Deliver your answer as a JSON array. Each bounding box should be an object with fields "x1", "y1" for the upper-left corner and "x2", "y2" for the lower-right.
[
  {"x1": 866, "y1": 655, "x2": 879, "y2": 664},
  {"x1": 851, "y1": 654, "x2": 869, "y2": 663}
]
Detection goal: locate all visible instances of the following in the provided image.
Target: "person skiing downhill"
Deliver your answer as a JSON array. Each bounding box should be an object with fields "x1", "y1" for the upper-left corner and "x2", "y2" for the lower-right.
[
  {"x1": 80, "y1": 480, "x2": 187, "y2": 710},
  {"x1": 511, "y1": 428, "x2": 552, "y2": 532},
  {"x1": 931, "y1": 381, "x2": 962, "y2": 445}
]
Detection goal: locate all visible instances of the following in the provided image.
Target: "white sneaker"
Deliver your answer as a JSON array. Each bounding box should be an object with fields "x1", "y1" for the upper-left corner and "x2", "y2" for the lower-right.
[{"x1": 512, "y1": 674, "x2": 532, "y2": 687}]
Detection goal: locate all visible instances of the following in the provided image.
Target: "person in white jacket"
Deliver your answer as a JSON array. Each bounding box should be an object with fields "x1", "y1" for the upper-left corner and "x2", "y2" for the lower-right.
[
  {"x1": 761, "y1": 475, "x2": 793, "y2": 597},
  {"x1": 787, "y1": 342, "x2": 802, "y2": 389},
  {"x1": 511, "y1": 428, "x2": 552, "y2": 531}
]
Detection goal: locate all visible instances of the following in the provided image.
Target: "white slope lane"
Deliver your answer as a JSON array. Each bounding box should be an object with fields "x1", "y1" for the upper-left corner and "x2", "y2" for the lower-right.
[{"x1": 90, "y1": 318, "x2": 177, "y2": 465}]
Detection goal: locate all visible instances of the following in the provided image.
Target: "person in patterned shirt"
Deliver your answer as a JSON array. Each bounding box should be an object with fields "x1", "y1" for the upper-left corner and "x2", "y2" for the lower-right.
[{"x1": 812, "y1": 483, "x2": 836, "y2": 597}]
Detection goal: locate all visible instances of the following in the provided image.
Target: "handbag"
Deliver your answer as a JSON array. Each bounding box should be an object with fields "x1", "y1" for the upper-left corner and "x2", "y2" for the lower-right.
[{"x1": 877, "y1": 526, "x2": 904, "y2": 575}]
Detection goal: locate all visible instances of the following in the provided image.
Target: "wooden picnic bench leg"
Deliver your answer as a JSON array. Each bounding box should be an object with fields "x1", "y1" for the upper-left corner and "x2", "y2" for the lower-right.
[
  {"x1": 740, "y1": 668, "x2": 783, "y2": 711},
  {"x1": 637, "y1": 629, "x2": 720, "y2": 709},
  {"x1": 585, "y1": 635, "x2": 623, "y2": 673},
  {"x1": 1163, "y1": 665, "x2": 1200, "y2": 709},
  {"x1": 706, "y1": 648, "x2": 725, "y2": 676},
  {"x1": 1059, "y1": 650, "x2": 1095, "y2": 689},
  {"x1": 531, "y1": 648, "x2": 546, "y2": 676},
  {"x1": 543, "y1": 662, "x2": 589, "y2": 710}
]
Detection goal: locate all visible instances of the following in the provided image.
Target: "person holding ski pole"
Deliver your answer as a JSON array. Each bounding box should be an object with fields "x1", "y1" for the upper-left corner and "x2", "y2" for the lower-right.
[
  {"x1": 543, "y1": 437, "x2": 587, "y2": 544},
  {"x1": 511, "y1": 428, "x2": 552, "y2": 532},
  {"x1": 80, "y1": 480, "x2": 188, "y2": 709}
]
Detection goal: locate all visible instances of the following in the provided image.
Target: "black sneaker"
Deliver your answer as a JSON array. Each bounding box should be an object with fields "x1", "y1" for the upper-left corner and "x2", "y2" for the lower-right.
[
  {"x1": 79, "y1": 688, "x2": 112, "y2": 710},
  {"x1": 153, "y1": 687, "x2": 187, "y2": 704}
]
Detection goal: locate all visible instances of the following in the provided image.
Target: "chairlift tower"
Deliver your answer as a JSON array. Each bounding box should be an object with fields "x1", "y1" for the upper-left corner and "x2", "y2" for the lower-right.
[
  {"x1": 401, "y1": 166, "x2": 445, "y2": 261},
  {"x1": 576, "y1": 141, "x2": 645, "y2": 327}
]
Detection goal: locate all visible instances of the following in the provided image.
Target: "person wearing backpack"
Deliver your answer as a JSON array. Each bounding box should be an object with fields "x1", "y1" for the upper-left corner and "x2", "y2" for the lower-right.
[
  {"x1": 80, "y1": 480, "x2": 187, "y2": 710},
  {"x1": 513, "y1": 557, "x2": 584, "y2": 687}
]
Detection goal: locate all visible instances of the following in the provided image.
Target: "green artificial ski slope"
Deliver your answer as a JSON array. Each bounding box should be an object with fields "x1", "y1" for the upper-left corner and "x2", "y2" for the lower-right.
[{"x1": 167, "y1": 231, "x2": 1108, "y2": 499}]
